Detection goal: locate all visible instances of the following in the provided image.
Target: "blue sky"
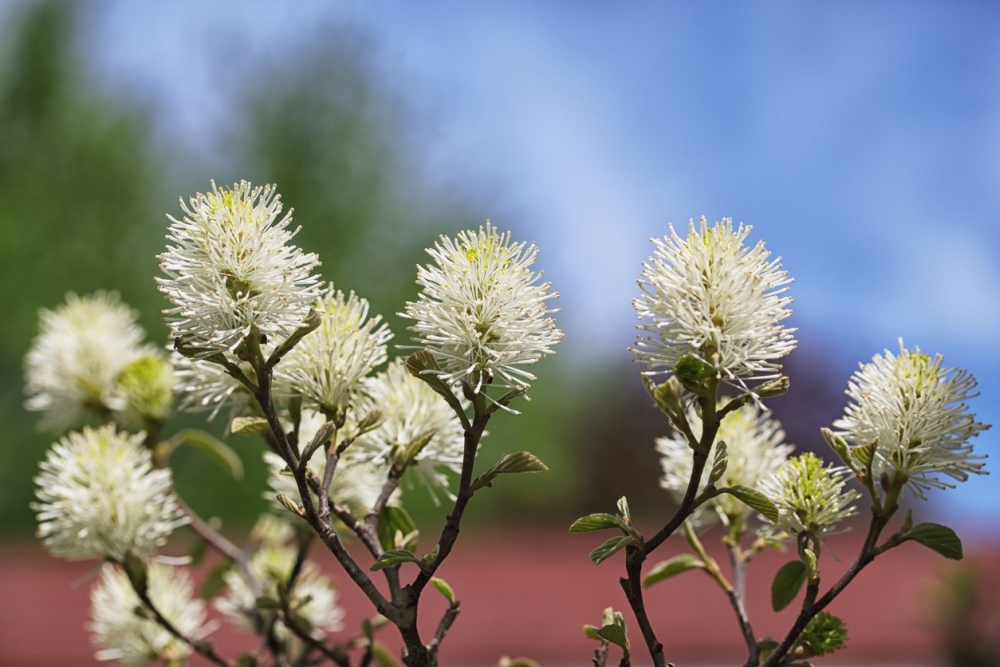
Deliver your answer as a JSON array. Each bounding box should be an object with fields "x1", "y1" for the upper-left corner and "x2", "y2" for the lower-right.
[{"x1": 54, "y1": 1, "x2": 1000, "y2": 527}]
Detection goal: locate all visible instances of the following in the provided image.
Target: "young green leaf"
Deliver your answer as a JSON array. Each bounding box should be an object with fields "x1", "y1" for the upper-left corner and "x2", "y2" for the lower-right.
[
  {"x1": 230, "y1": 416, "x2": 272, "y2": 435},
  {"x1": 371, "y1": 642, "x2": 398, "y2": 667},
  {"x1": 370, "y1": 549, "x2": 422, "y2": 571},
  {"x1": 851, "y1": 440, "x2": 877, "y2": 468},
  {"x1": 616, "y1": 496, "x2": 631, "y2": 523},
  {"x1": 771, "y1": 560, "x2": 808, "y2": 611},
  {"x1": 719, "y1": 485, "x2": 779, "y2": 522},
  {"x1": 570, "y1": 514, "x2": 622, "y2": 533},
  {"x1": 590, "y1": 536, "x2": 634, "y2": 565},
  {"x1": 709, "y1": 440, "x2": 729, "y2": 484},
  {"x1": 471, "y1": 452, "x2": 549, "y2": 492},
  {"x1": 903, "y1": 522, "x2": 963, "y2": 560},
  {"x1": 377, "y1": 506, "x2": 419, "y2": 553},
  {"x1": 430, "y1": 577, "x2": 457, "y2": 605},
  {"x1": 405, "y1": 351, "x2": 468, "y2": 426},
  {"x1": 157, "y1": 429, "x2": 244, "y2": 480},
  {"x1": 643, "y1": 554, "x2": 706, "y2": 588}
]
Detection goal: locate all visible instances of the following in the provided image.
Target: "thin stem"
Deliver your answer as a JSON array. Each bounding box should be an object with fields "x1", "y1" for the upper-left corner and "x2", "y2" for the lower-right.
[
  {"x1": 726, "y1": 543, "x2": 759, "y2": 667},
  {"x1": 127, "y1": 574, "x2": 232, "y2": 667},
  {"x1": 762, "y1": 511, "x2": 891, "y2": 667},
  {"x1": 428, "y1": 603, "x2": 461, "y2": 656}
]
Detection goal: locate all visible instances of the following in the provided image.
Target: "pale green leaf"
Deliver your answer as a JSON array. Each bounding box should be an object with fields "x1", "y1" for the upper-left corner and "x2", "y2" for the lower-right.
[
  {"x1": 643, "y1": 554, "x2": 705, "y2": 588},
  {"x1": 771, "y1": 560, "x2": 808, "y2": 611}
]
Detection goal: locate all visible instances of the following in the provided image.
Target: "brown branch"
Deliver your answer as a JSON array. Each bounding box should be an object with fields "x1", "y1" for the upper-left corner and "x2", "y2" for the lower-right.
[
  {"x1": 428, "y1": 602, "x2": 461, "y2": 656},
  {"x1": 762, "y1": 512, "x2": 890, "y2": 667},
  {"x1": 726, "y1": 543, "x2": 759, "y2": 667},
  {"x1": 128, "y1": 574, "x2": 232, "y2": 667}
]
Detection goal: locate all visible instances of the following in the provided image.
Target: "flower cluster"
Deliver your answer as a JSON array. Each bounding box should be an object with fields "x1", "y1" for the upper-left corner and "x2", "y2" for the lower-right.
[
  {"x1": 833, "y1": 341, "x2": 990, "y2": 499},
  {"x1": 216, "y1": 516, "x2": 343, "y2": 640},
  {"x1": 351, "y1": 358, "x2": 466, "y2": 497},
  {"x1": 758, "y1": 453, "x2": 860, "y2": 538},
  {"x1": 274, "y1": 286, "x2": 392, "y2": 414},
  {"x1": 403, "y1": 222, "x2": 563, "y2": 393},
  {"x1": 91, "y1": 562, "x2": 208, "y2": 666},
  {"x1": 657, "y1": 402, "x2": 793, "y2": 526},
  {"x1": 116, "y1": 353, "x2": 176, "y2": 425},
  {"x1": 33, "y1": 425, "x2": 185, "y2": 561},
  {"x1": 633, "y1": 217, "x2": 796, "y2": 389},
  {"x1": 157, "y1": 181, "x2": 322, "y2": 357},
  {"x1": 24, "y1": 292, "x2": 153, "y2": 430}
]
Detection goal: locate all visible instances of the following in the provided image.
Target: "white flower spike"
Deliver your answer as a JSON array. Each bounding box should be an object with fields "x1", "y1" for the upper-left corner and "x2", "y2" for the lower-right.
[
  {"x1": 633, "y1": 217, "x2": 796, "y2": 390},
  {"x1": 657, "y1": 402, "x2": 794, "y2": 527},
  {"x1": 403, "y1": 222, "x2": 563, "y2": 393},
  {"x1": 33, "y1": 425, "x2": 185, "y2": 561},
  {"x1": 833, "y1": 341, "x2": 990, "y2": 500},
  {"x1": 91, "y1": 562, "x2": 208, "y2": 666},
  {"x1": 24, "y1": 291, "x2": 152, "y2": 430},
  {"x1": 351, "y1": 358, "x2": 466, "y2": 498},
  {"x1": 758, "y1": 453, "x2": 860, "y2": 538},
  {"x1": 157, "y1": 181, "x2": 322, "y2": 357},
  {"x1": 274, "y1": 286, "x2": 392, "y2": 414}
]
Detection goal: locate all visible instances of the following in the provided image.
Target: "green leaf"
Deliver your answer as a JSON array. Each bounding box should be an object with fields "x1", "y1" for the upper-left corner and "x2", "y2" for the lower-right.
[
  {"x1": 771, "y1": 560, "x2": 808, "y2": 611},
  {"x1": 406, "y1": 351, "x2": 468, "y2": 424},
  {"x1": 617, "y1": 496, "x2": 631, "y2": 522},
  {"x1": 420, "y1": 545, "x2": 440, "y2": 569},
  {"x1": 160, "y1": 429, "x2": 244, "y2": 480},
  {"x1": 570, "y1": 514, "x2": 622, "y2": 533},
  {"x1": 719, "y1": 485, "x2": 779, "y2": 522},
  {"x1": 378, "y1": 506, "x2": 419, "y2": 552},
  {"x1": 851, "y1": 440, "x2": 877, "y2": 468},
  {"x1": 471, "y1": 452, "x2": 549, "y2": 492},
  {"x1": 265, "y1": 309, "x2": 322, "y2": 367},
  {"x1": 590, "y1": 536, "x2": 634, "y2": 565},
  {"x1": 583, "y1": 624, "x2": 602, "y2": 640},
  {"x1": 430, "y1": 577, "x2": 457, "y2": 605},
  {"x1": 362, "y1": 618, "x2": 374, "y2": 643},
  {"x1": 755, "y1": 376, "x2": 790, "y2": 398},
  {"x1": 709, "y1": 440, "x2": 728, "y2": 484},
  {"x1": 371, "y1": 642, "x2": 397, "y2": 667},
  {"x1": 200, "y1": 559, "x2": 233, "y2": 600},
  {"x1": 900, "y1": 508, "x2": 913, "y2": 533},
  {"x1": 595, "y1": 623, "x2": 629, "y2": 651},
  {"x1": 230, "y1": 416, "x2": 272, "y2": 435},
  {"x1": 370, "y1": 549, "x2": 421, "y2": 571},
  {"x1": 904, "y1": 522, "x2": 963, "y2": 560},
  {"x1": 821, "y1": 428, "x2": 854, "y2": 469},
  {"x1": 643, "y1": 554, "x2": 705, "y2": 588}
]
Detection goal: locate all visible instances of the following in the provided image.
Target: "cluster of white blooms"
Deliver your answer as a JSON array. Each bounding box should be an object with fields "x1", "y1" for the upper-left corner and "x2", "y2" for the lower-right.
[
  {"x1": 350, "y1": 358, "x2": 466, "y2": 496},
  {"x1": 265, "y1": 410, "x2": 393, "y2": 516},
  {"x1": 275, "y1": 286, "x2": 392, "y2": 414},
  {"x1": 91, "y1": 562, "x2": 207, "y2": 666},
  {"x1": 833, "y1": 341, "x2": 990, "y2": 500},
  {"x1": 170, "y1": 350, "x2": 254, "y2": 423},
  {"x1": 403, "y1": 222, "x2": 563, "y2": 393},
  {"x1": 657, "y1": 403, "x2": 793, "y2": 526},
  {"x1": 216, "y1": 517, "x2": 343, "y2": 640},
  {"x1": 633, "y1": 217, "x2": 796, "y2": 389},
  {"x1": 758, "y1": 453, "x2": 860, "y2": 538},
  {"x1": 24, "y1": 292, "x2": 153, "y2": 430},
  {"x1": 33, "y1": 425, "x2": 185, "y2": 561},
  {"x1": 157, "y1": 181, "x2": 322, "y2": 357}
]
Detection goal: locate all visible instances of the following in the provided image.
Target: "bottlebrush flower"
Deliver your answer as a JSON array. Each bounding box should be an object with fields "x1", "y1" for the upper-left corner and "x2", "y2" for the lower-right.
[
  {"x1": 350, "y1": 358, "x2": 466, "y2": 498},
  {"x1": 157, "y1": 181, "x2": 322, "y2": 357},
  {"x1": 274, "y1": 286, "x2": 391, "y2": 414},
  {"x1": 758, "y1": 453, "x2": 859, "y2": 538},
  {"x1": 24, "y1": 292, "x2": 152, "y2": 430},
  {"x1": 633, "y1": 217, "x2": 796, "y2": 390},
  {"x1": 33, "y1": 425, "x2": 185, "y2": 561},
  {"x1": 116, "y1": 353, "x2": 176, "y2": 424},
  {"x1": 402, "y1": 222, "x2": 563, "y2": 393},
  {"x1": 833, "y1": 341, "x2": 990, "y2": 500},
  {"x1": 91, "y1": 562, "x2": 208, "y2": 666},
  {"x1": 657, "y1": 402, "x2": 793, "y2": 526},
  {"x1": 215, "y1": 517, "x2": 343, "y2": 640}
]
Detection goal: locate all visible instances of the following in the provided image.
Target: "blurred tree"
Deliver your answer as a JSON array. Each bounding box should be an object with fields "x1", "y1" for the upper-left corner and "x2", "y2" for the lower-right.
[{"x1": 0, "y1": 0, "x2": 162, "y2": 534}]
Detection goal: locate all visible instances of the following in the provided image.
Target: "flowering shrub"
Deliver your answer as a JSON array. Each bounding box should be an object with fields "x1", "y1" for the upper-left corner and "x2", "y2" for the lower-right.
[{"x1": 25, "y1": 198, "x2": 988, "y2": 667}]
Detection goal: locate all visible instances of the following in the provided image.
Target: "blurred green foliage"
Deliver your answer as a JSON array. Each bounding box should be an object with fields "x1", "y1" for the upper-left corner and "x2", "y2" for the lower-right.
[{"x1": 0, "y1": 1, "x2": 590, "y2": 538}]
